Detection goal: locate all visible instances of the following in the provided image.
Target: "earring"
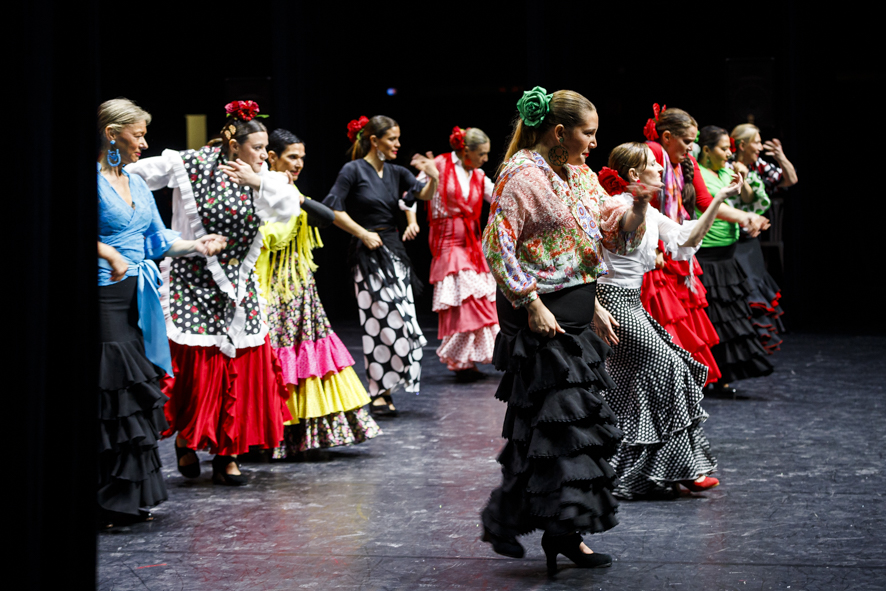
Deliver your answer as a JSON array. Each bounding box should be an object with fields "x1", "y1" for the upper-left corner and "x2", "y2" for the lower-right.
[
  {"x1": 376, "y1": 145, "x2": 386, "y2": 162},
  {"x1": 548, "y1": 136, "x2": 568, "y2": 167},
  {"x1": 107, "y1": 139, "x2": 121, "y2": 167}
]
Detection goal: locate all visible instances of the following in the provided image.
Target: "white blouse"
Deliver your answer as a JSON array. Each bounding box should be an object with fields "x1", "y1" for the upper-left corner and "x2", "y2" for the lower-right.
[{"x1": 598, "y1": 193, "x2": 700, "y2": 289}]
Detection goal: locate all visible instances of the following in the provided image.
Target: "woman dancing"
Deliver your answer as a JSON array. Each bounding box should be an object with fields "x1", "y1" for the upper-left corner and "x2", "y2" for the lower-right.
[
  {"x1": 421, "y1": 126, "x2": 499, "y2": 381},
  {"x1": 729, "y1": 123, "x2": 798, "y2": 351},
  {"x1": 256, "y1": 128, "x2": 381, "y2": 456},
  {"x1": 641, "y1": 106, "x2": 769, "y2": 391},
  {"x1": 127, "y1": 100, "x2": 301, "y2": 485},
  {"x1": 97, "y1": 98, "x2": 226, "y2": 523},
  {"x1": 480, "y1": 88, "x2": 648, "y2": 574},
  {"x1": 322, "y1": 115, "x2": 439, "y2": 416},
  {"x1": 595, "y1": 142, "x2": 738, "y2": 499},
  {"x1": 695, "y1": 125, "x2": 774, "y2": 385}
]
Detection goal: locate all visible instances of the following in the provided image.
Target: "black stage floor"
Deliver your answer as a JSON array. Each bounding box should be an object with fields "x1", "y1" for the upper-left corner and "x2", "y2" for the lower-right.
[{"x1": 98, "y1": 327, "x2": 886, "y2": 590}]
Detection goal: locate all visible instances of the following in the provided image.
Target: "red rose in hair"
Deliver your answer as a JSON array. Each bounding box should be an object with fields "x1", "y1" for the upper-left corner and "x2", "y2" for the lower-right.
[
  {"x1": 347, "y1": 116, "x2": 370, "y2": 143},
  {"x1": 598, "y1": 167, "x2": 629, "y2": 196},
  {"x1": 643, "y1": 118, "x2": 659, "y2": 141},
  {"x1": 729, "y1": 137, "x2": 737, "y2": 153},
  {"x1": 449, "y1": 126, "x2": 466, "y2": 151},
  {"x1": 652, "y1": 103, "x2": 666, "y2": 121},
  {"x1": 225, "y1": 100, "x2": 261, "y2": 121}
]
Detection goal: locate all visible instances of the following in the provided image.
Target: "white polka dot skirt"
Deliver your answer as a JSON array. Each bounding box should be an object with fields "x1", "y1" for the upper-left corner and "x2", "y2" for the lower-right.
[
  {"x1": 354, "y1": 248, "x2": 427, "y2": 397},
  {"x1": 597, "y1": 284, "x2": 717, "y2": 499}
]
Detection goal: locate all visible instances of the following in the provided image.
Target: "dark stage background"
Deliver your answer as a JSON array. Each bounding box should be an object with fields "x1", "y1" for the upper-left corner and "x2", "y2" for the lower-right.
[{"x1": 15, "y1": 1, "x2": 880, "y2": 589}]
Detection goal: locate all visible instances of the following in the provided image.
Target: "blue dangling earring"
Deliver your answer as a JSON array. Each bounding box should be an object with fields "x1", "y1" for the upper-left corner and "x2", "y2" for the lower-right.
[{"x1": 107, "y1": 139, "x2": 121, "y2": 167}]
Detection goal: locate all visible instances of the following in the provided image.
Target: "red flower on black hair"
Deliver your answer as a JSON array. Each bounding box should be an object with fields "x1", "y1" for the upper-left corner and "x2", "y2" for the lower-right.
[{"x1": 225, "y1": 100, "x2": 261, "y2": 121}]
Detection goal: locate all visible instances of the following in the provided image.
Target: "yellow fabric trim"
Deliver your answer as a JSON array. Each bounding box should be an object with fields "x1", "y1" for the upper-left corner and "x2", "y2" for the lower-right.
[
  {"x1": 284, "y1": 367, "x2": 370, "y2": 423},
  {"x1": 255, "y1": 187, "x2": 325, "y2": 303}
]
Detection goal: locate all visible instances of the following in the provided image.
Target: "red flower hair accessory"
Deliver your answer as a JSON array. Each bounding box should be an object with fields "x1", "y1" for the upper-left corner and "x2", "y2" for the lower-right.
[
  {"x1": 224, "y1": 100, "x2": 266, "y2": 122},
  {"x1": 598, "y1": 167, "x2": 630, "y2": 196},
  {"x1": 449, "y1": 126, "x2": 467, "y2": 151},
  {"x1": 347, "y1": 116, "x2": 370, "y2": 143},
  {"x1": 729, "y1": 137, "x2": 737, "y2": 153},
  {"x1": 643, "y1": 103, "x2": 667, "y2": 141}
]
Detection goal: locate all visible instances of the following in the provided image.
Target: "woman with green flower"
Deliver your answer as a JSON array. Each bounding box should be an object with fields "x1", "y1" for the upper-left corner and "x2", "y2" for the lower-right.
[{"x1": 479, "y1": 87, "x2": 649, "y2": 574}]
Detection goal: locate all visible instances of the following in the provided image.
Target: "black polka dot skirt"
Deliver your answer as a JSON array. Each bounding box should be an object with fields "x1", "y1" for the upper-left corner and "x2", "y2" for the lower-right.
[
  {"x1": 354, "y1": 247, "x2": 426, "y2": 397},
  {"x1": 597, "y1": 283, "x2": 717, "y2": 499}
]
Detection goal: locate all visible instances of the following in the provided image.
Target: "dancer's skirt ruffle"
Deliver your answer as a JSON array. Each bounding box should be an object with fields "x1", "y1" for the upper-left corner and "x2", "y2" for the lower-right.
[
  {"x1": 481, "y1": 326, "x2": 622, "y2": 538},
  {"x1": 98, "y1": 339, "x2": 169, "y2": 515},
  {"x1": 161, "y1": 336, "x2": 291, "y2": 456},
  {"x1": 696, "y1": 245, "x2": 774, "y2": 383},
  {"x1": 734, "y1": 236, "x2": 784, "y2": 352},
  {"x1": 642, "y1": 252, "x2": 721, "y2": 385}
]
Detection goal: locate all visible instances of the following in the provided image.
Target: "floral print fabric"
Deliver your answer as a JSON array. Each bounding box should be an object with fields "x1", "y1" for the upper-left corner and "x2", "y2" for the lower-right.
[{"x1": 482, "y1": 150, "x2": 645, "y2": 308}]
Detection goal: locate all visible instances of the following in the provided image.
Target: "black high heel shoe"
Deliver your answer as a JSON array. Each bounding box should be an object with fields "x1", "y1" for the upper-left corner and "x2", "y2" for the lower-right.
[
  {"x1": 481, "y1": 527, "x2": 525, "y2": 558},
  {"x1": 541, "y1": 532, "x2": 611, "y2": 575},
  {"x1": 211, "y1": 455, "x2": 247, "y2": 486}
]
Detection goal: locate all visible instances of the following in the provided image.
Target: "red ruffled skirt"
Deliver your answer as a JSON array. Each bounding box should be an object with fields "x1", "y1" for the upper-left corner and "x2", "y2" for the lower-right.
[
  {"x1": 641, "y1": 249, "x2": 722, "y2": 386},
  {"x1": 161, "y1": 336, "x2": 291, "y2": 456}
]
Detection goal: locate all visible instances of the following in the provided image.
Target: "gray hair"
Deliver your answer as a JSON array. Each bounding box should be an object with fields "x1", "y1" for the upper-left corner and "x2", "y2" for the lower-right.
[
  {"x1": 464, "y1": 127, "x2": 490, "y2": 151},
  {"x1": 97, "y1": 98, "x2": 152, "y2": 142}
]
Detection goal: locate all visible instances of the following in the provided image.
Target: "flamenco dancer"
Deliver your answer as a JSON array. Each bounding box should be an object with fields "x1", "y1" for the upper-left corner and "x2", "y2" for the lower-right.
[
  {"x1": 695, "y1": 125, "x2": 774, "y2": 386},
  {"x1": 641, "y1": 105, "x2": 769, "y2": 392},
  {"x1": 594, "y1": 142, "x2": 739, "y2": 499},
  {"x1": 97, "y1": 98, "x2": 227, "y2": 524},
  {"x1": 127, "y1": 100, "x2": 301, "y2": 485},
  {"x1": 419, "y1": 126, "x2": 499, "y2": 381},
  {"x1": 481, "y1": 87, "x2": 648, "y2": 574},
  {"x1": 728, "y1": 123, "x2": 798, "y2": 351},
  {"x1": 322, "y1": 115, "x2": 439, "y2": 416},
  {"x1": 256, "y1": 128, "x2": 381, "y2": 456}
]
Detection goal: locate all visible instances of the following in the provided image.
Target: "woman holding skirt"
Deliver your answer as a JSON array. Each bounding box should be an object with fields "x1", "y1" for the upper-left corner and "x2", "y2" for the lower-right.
[
  {"x1": 595, "y1": 142, "x2": 737, "y2": 499},
  {"x1": 97, "y1": 98, "x2": 226, "y2": 522},
  {"x1": 256, "y1": 128, "x2": 381, "y2": 455},
  {"x1": 480, "y1": 88, "x2": 647, "y2": 574},
  {"x1": 322, "y1": 115, "x2": 439, "y2": 416}
]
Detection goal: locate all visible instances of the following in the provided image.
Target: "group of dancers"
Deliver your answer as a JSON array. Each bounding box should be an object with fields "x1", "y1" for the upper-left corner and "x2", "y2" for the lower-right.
[{"x1": 96, "y1": 89, "x2": 797, "y2": 574}]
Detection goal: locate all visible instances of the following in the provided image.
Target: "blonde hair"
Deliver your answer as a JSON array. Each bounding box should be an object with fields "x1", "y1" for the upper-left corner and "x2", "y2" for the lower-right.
[
  {"x1": 730, "y1": 123, "x2": 760, "y2": 151},
  {"x1": 608, "y1": 142, "x2": 650, "y2": 180},
  {"x1": 97, "y1": 98, "x2": 151, "y2": 144},
  {"x1": 464, "y1": 127, "x2": 490, "y2": 151},
  {"x1": 499, "y1": 90, "x2": 596, "y2": 173}
]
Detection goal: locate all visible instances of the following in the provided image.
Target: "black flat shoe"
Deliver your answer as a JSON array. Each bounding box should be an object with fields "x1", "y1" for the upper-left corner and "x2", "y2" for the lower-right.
[
  {"x1": 175, "y1": 442, "x2": 201, "y2": 479},
  {"x1": 481, "y1": 527, "x2": 525, "y2": 558},
  {"x1": 211, "y1": 455, "x2": 247, "y2": 486},
  {"x1": 541, "y1": 532, "x2": 611, "y2": 575},
  {"x1": 369, "y1": 392, "x2": 399, "y2": 417}
]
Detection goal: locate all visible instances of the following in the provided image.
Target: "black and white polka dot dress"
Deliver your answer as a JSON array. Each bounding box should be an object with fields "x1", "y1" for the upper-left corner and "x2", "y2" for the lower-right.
[
  {"x1": 597, "y1": 284, "x2": 717, "y2": 498},
  {"x1": 355, "y1": 248, "x2": 425, "y2": 396}
]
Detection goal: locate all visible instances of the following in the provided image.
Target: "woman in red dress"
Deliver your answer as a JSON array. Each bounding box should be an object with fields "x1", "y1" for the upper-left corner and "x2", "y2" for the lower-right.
[{"x1": 422, "y1": 127, "x2": 499, "y2": 381}]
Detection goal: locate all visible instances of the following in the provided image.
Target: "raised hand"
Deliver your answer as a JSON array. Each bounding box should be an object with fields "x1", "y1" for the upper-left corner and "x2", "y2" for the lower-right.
[
  {"x1": 219, "y1": 159, "x2": 262, "y2": 189},
  {"x1": 411, "y1": 151, "x2": 439, "y2": 181}
]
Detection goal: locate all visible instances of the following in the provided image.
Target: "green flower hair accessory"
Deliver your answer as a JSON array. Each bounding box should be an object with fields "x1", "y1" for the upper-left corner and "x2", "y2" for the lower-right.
[{"x1": 516, "y1": 86, "x2": 553, "y2": 127}]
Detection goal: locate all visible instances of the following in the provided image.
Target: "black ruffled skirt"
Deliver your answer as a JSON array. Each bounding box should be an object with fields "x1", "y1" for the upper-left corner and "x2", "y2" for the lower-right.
[
  {"x1": 695, "y1": 244, "x2": 774, "y2": 383},
  {"x1": 481, "y1": 283, "x2": 622, "y2": 538},
  {"x1": 734, "y1": 235, "x2": 784, "y2": 351},
  {"x1": 98, "y1": 277, "x2": 168, "y2": 516}
]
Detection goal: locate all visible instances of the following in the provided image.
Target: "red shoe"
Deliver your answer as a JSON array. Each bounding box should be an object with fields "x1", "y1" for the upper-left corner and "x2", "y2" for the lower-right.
[{"x1": 680, "y1": 476, "x2": 719, "y2": 492}]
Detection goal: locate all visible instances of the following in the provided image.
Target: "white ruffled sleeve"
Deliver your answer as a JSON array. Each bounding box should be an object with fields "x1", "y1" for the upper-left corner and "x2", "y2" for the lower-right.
[
  {"x1": 656, "y1": 209, "x2": 701, "y2": 261},
  {"x1": 254, "y1": 169, "x2": 301, "y2": 223},
  {"x1": 125, "y1": 149, "x2": 181, "y2": 190}
]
